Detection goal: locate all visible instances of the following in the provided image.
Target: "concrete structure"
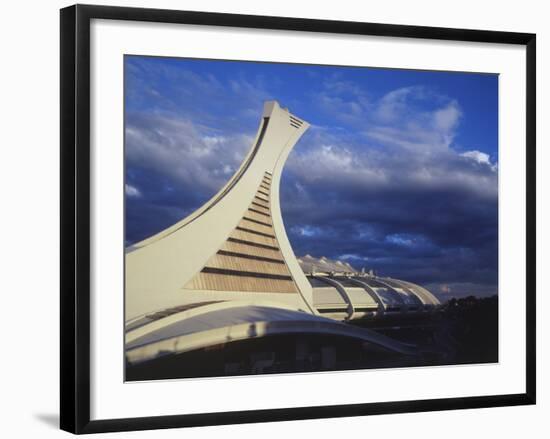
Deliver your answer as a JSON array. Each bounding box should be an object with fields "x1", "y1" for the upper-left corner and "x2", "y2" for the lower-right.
[
  {"x1": 298, "y1": 255, "x2": 440, "y2": 321},
  {"x1": 125, "y1": 101, "x2": 440, "y2": 369}
]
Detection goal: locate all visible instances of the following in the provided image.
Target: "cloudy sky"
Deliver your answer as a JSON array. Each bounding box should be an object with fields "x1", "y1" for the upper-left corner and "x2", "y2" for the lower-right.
[{"x1": 125, "y1": 55, "x2": 498, "y2": 300}]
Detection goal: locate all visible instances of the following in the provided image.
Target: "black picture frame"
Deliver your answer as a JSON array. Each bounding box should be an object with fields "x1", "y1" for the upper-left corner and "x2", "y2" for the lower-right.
[{"x1": 60, "y1": 4, "x2": 536, "y2": 434}]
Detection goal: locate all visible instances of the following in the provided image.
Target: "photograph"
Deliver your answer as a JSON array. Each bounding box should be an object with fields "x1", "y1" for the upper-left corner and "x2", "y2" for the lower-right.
[{"x1": 123, "y1": 55, "x2": 499, "y2": 381}]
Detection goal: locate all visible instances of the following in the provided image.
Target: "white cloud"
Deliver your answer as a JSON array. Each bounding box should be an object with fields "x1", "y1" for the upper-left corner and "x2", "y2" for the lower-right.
[
  {"x1": 287, "y1": 83, "x2": 497, "y2": 200},
  {"x1": 125, "y1": 113, "x2": 252, "y2": 193},
  {"x1": 291, "y1": 225, "x2": 322, "y2": 237},
  {"x1": 376, "y1": 86, "x2": 422, "y2": 122},
  {"x1": 125, "y1": 184, "x2": 141, "y2": 198},
  {"x1": 460, "y1": 150, "x2": 491, "y2": 165},
  {"x1": 433, "y1": 100, "x2": 462, "y2": 133},
  {"x1": 461, "y1": 150, "x2": 498, "y2": 172},
  {"x1": 340, "y1": 253, "x2": 365, "y2": 260},
  {"x1": 285, "y1": 131, "x2": 389, "y2": 189},
  {"x1": 385, "y1": 234, "x2": 414, "y2": 246},
  {"x1": 461, "y1": 150, "x2": 490, "y2": 165}
]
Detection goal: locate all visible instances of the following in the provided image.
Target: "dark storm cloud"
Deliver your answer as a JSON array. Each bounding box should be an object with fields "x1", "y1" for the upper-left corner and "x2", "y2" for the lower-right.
[{"x1": 280, "y1": 122, "x2": 498, "y2": 298}]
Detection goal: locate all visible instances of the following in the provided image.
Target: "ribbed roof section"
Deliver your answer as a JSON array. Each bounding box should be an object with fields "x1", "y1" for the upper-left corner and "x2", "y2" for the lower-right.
[{"x1": 184, "y1": 172, "x2": 299, "y2": 294}]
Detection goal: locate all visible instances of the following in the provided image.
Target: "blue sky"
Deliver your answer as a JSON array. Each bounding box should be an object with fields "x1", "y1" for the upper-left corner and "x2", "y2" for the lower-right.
[{"x1": 125, "y1": 55, "x2": 498, "y2": 300}]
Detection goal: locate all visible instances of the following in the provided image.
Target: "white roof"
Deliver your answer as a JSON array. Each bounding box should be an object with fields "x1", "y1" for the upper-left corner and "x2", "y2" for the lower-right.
[
  {"x1": 126, "y1": 304, "x2": 416, "y2": 364},
  {"x1": 298, "y1": 255, "x2": 356, "y2": 274}
]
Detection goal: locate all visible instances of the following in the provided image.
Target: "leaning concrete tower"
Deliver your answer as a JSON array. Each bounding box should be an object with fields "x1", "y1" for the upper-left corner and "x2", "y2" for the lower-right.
[{"x1": 125, "y1": 101, "x2": 315, "y2": 320}]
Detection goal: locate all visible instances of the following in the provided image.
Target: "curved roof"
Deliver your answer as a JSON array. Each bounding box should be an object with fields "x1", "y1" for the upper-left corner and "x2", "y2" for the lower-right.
[
  {"x1": 126, "y1": 303, "x2": 417, "y2": 365},
  {"x1": 297, "y1": 255, "x2": 439, "y2": 310}
]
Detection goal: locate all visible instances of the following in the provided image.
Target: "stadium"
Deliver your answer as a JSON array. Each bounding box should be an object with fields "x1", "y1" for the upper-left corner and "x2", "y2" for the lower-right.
[{"x1": 125, "y1": 101, "x2": 442, "y2": 380}]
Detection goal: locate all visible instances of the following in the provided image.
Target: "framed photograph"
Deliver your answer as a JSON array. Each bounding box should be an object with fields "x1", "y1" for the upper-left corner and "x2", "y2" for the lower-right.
[{"x1": 60, "y1": 4, "x2": 536, "y2": 434}]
